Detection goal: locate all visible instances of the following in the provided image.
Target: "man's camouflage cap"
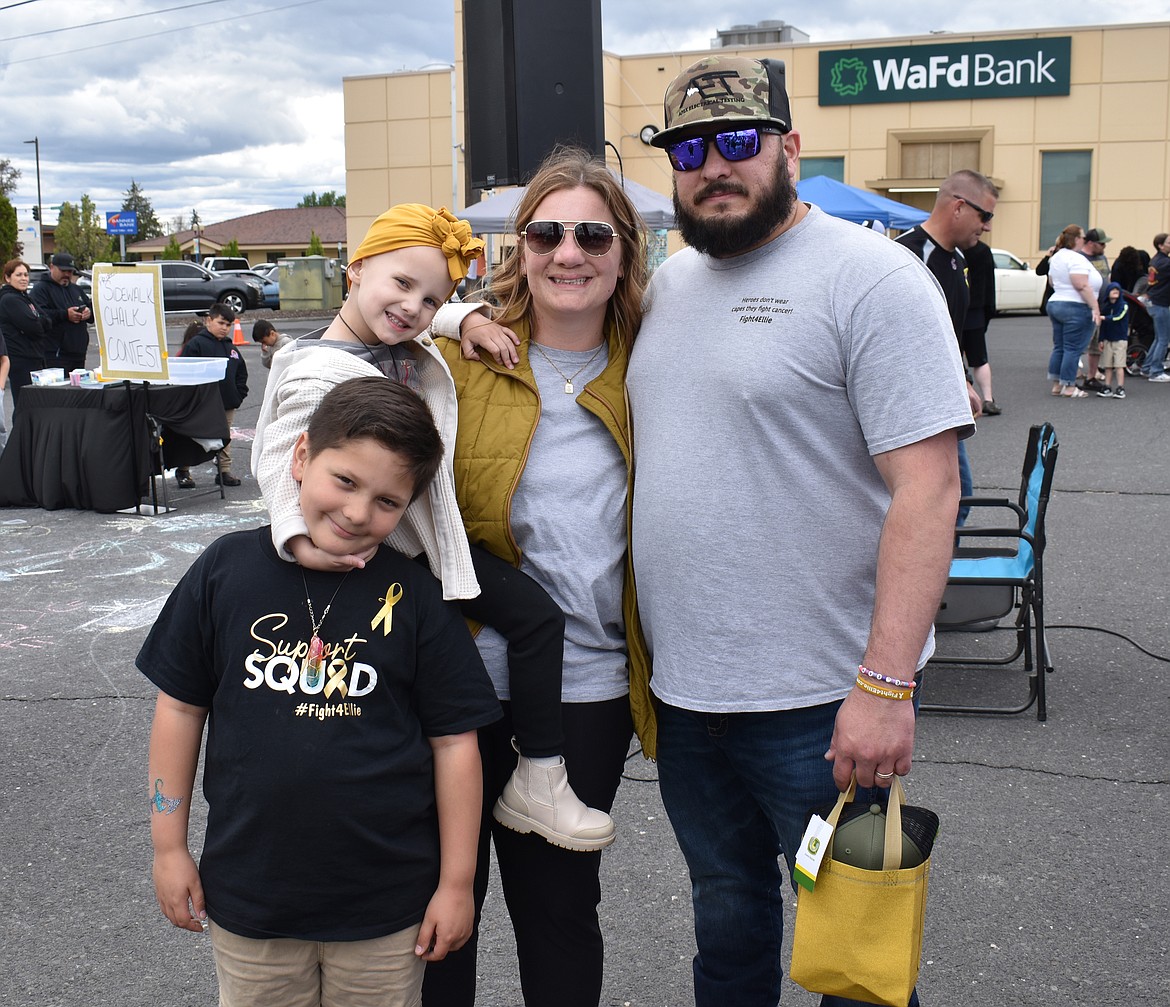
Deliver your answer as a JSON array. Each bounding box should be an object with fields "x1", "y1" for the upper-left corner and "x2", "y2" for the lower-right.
[{"x1": 651, "y1": 56, "x2": 792, "y2": 148}]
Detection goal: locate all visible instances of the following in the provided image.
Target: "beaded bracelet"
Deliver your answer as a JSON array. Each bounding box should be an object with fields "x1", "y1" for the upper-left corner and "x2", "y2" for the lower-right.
[
  {"x1": 858, "y1": 664, "x2": 916, "y2": 690},
  {"x1": 854, "y1": 676, "x2": 914, "y2": 701}
]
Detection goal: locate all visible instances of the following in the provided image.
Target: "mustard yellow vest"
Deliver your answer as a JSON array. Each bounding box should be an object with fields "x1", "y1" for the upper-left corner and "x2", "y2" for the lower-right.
[{"x1": 439, "y1": 320, "x2": 655, "y2": 758}]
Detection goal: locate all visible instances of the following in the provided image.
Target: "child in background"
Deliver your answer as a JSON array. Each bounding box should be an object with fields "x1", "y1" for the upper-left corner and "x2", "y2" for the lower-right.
[
  {"x1": 252, "y1": 317, "x2": 293, "y2": 369},
  {"x1": 251, "y1": 204, "x2": 615, "y2": 852},
  {"x1": 1096, "y1": 282, "x2": 1130, "y2": 399},
  {"x1": 174, "y1": 303, "x2": 248, "y2": 488},
  {"x1": 141, "y1": 377, "x2": 501, "y2": 1005}
]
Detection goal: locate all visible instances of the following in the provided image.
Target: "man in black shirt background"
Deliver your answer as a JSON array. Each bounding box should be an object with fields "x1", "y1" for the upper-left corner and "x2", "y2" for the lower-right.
[{"x1": 897, "y1": 169, "x2": 999, "y2": 515}]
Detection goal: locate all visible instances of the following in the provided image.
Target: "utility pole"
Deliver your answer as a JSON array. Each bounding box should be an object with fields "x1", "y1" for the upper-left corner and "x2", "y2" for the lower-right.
[{"x1": 23, "y1": 136, "x2": 43, "y2": 263}]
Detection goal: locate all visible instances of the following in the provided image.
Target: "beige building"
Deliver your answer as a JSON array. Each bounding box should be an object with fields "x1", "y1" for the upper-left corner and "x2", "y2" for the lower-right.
[
  {"x1": 129, "y1": 207, "x2": 348, "y2": 265},
  {"x1": 343, "y1": 15, "x2": 1170, "y2": 262}
]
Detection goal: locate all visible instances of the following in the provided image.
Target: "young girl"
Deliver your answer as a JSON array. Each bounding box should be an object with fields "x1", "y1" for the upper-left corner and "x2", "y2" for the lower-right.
[
  {"x1": 252, "y1": 204, "x2": 613, "y2": 852},
  {"x1": 252, "y1": 317, "x2": 293, "y2": 369}
]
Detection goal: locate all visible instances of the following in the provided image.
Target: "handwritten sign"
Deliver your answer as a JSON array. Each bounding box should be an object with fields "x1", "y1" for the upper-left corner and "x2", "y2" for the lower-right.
[{"x1": 92, "y1": 264, "x2": 169, "y2": 381}]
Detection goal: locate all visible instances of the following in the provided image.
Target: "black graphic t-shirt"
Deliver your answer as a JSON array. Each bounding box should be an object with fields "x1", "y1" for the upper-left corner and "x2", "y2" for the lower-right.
[
  {"x1": 897, "y1": 225, "x2": 970, "y2": 339},
  {"x1": 137, "y1": 527, "x2": 500, "y2": 941}
]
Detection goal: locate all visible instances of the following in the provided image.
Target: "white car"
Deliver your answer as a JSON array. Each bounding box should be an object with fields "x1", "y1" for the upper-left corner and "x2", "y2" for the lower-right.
[{"x1": 992, "y1": 248, "x2": 1048, "y2": 314}]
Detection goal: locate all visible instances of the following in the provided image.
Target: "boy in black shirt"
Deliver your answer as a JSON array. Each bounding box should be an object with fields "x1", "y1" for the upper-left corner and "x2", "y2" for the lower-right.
[
  {"x1": 140, "y1": 377, "x2": 500, "y2": 1006},
  {"x1": 174, "y1": 303, "x2": 249, "y2": 488}
]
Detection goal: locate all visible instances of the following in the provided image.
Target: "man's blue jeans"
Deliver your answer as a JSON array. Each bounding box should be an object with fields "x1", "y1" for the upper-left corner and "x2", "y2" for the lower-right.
[
  {"x1": 656, "y1": 700, "x2": 920, "y2": 1007},
  {"x1": 957, "y1": 439, "x2": 972, "y2": 526},
  {"x1": 1142, "y1": 302, "x2": 1169, "y2": 376}
]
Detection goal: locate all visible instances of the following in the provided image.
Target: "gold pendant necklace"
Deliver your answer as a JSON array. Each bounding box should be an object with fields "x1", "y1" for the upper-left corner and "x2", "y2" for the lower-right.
[
  {"x1": 300, "y1": 568, "x2": 353, "y2": 689},
  {"x1": 530, "y1": 340, "x2": 606, "y2": 394}
]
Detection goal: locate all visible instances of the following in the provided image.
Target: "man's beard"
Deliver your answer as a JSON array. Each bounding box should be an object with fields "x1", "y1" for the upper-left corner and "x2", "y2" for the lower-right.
[{"x1": 672, "y1": 154, "x2": 797, "y2": 257}]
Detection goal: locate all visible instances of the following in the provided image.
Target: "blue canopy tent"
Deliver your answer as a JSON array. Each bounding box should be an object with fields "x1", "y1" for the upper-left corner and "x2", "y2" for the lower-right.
[{"x1": 796, "y1": 175, "x2": 928, "y2": 230}]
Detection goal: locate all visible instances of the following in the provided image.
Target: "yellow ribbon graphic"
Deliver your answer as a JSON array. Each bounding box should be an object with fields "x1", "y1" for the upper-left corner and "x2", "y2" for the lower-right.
[
  {"x1": 323, "y1": 658, "x2": 349, "y2": 699},
  {"x1": 371, "y1": 583, "x2": 404, "y2": 636}
]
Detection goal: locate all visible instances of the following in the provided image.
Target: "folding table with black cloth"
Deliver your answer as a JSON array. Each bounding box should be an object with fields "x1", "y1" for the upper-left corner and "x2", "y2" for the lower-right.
[{"x1": 0, "y1": 381, "x2": 230, "y2": 513}]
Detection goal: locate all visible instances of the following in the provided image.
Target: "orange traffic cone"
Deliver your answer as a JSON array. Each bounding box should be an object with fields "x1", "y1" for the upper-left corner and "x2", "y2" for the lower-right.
[{"x1": 232, "y1": 319, "x2": 246, "y2": 345}]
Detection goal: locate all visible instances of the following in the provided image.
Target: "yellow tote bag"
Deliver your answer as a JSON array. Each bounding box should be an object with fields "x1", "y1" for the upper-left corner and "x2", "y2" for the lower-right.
[{"x1": 789, "y1": 776, "x2": 930, "y2": 1007}]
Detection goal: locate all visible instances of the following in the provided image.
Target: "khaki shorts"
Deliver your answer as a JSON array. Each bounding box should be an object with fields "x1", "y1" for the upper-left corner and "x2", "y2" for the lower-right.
[
  {"x1": 1099, "y1": 340, "x2": 1128, "y2": 369},
  {"x1": 209, "y1": 919, "x2": 424, "y2": 1007}
]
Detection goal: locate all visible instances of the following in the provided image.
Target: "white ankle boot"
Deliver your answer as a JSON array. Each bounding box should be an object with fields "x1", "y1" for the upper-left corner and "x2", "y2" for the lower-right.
[{"x1": 493, "y1": 750, "x2": 616, "y2": 852}]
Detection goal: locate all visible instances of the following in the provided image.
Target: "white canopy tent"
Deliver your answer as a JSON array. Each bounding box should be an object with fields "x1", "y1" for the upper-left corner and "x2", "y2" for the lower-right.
[{"x1": 458, "y1": 173, "x2": 675, "y2": 232}]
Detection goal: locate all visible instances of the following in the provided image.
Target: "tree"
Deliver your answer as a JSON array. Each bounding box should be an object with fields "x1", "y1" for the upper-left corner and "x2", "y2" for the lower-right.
[
  {"x1": 162, "y1": 235, "x2": 183, "y2": 259},
  {"x1": 119, "y1": 179, "x2": 163, "y2": 240},
  {"x1": 224, "y1": 238, "x2": 242, "y2": 256},
  {"x1": 0, "y1": 193, "x2": 20, "y2": 261},
  {"x1": 298, "y1": 190, "x2": 345, "y2": 207},
  {"x1": 53, "y1": 195, "x2": 108, "y2": 269},
  {"x1": 0, "y1": 158, "x2": 20, "y2": 199},
  {"x1": 168, "y1": 215, "x2": 185, "y2": 234},
  {"x1": 307, "y1": 229, "x2": 325, "y2": 256}
]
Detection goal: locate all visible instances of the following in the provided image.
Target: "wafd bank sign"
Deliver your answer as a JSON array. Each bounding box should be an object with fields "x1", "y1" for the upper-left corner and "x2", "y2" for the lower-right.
[{"x1": 819, "y1": 37, "x2": 1071, "y2": 106}]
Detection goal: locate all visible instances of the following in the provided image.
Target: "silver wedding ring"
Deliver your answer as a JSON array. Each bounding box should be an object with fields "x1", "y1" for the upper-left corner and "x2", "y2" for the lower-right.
[{"x1": 875, "y1": 770, "x2": 895, "y2": 780}]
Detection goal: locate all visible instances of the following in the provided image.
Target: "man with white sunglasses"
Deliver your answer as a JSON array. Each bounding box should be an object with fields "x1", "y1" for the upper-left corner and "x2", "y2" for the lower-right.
[{"x1": 627, "y1": 54, "x2": 974, "y2": 1007}]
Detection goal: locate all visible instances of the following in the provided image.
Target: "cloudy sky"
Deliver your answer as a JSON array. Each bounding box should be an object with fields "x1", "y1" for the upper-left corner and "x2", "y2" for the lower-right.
[{"x1": 3, "y1": 0, "x2": 1163, "y2": 231}]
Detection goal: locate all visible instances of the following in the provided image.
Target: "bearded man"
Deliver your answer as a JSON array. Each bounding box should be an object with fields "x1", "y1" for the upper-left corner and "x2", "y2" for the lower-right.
[{"x1": 626, "y1": 54, "x2": 974, "y2": 1007}]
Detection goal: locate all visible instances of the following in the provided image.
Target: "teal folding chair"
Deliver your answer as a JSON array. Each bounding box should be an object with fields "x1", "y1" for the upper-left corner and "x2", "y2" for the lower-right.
[{"x1": 924, "y1": 422, "x2": 1058, "y2": 720}]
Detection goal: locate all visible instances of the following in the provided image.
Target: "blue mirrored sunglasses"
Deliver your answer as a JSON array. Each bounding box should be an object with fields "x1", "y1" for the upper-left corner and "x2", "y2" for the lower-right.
[{"x1": 666, "y1": 127, "x2": 783, "y2": 172}]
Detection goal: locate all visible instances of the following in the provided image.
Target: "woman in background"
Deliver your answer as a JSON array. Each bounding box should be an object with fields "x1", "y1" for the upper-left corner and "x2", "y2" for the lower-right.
[
  {"x1": 1045, "y1": 225, "x2": 1101, "y2": 397},
  {"x1": 0, "y1": 259, "x2": 50, "y2": 410}
]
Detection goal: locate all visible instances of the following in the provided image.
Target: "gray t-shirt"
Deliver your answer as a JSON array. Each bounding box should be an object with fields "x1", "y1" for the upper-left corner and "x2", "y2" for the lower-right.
[
  {"x1": 474, "y1": 341, "x2": 629, "y2": 703},
  {"x1": 313, "y1": 337, "x2": 421, "y2": 390},
  {"x1": 627, "y1": 204, "x2": 974, "y2": 713}
]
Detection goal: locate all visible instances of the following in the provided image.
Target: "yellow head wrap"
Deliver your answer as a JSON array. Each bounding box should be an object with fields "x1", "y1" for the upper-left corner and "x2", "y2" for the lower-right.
[{"x1": 350, "y1": 203, "x2": 485, "y2": 285}]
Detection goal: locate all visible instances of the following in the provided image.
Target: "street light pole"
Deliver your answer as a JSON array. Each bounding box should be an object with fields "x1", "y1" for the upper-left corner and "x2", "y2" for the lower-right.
[{"x1": 23, "y1": 136, "x2": 43, "y2": 263}]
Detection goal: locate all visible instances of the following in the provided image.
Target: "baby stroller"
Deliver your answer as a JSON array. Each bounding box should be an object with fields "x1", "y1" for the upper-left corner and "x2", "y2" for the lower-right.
[{"x1": 1123, "y1": 292, "x2": 1157, "y2": 373}]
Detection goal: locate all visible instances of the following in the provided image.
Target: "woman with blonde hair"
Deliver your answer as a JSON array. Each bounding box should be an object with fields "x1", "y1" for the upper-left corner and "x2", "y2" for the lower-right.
[{"x1": 422, "y1": 146, "x2": 652, "y2": 1007}]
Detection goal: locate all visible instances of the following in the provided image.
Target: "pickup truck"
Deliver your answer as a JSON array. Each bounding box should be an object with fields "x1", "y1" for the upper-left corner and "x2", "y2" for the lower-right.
[{"x1": 202, "y1": 256, "x2": 251, "y2": 273}]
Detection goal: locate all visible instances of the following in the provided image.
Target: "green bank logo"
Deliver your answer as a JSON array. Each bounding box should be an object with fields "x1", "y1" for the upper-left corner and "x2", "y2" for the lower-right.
[
  {"x1": 819, "y1": 37, "x2": 1071, "y2": 106},
  {"x1": 829, "y1": 57, "x2": 868, "y2": 97}
]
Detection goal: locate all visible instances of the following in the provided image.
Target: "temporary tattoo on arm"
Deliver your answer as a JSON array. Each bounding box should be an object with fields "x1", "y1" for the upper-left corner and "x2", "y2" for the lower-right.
[{"x1": 151, "y1": 778, "x2": 183, "y2": 815}]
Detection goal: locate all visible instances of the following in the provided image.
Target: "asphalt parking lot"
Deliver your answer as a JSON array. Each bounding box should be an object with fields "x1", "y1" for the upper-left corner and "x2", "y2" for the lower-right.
[{"x1": 1, "y1": 312, "x2": 1167, "y2": 1006}]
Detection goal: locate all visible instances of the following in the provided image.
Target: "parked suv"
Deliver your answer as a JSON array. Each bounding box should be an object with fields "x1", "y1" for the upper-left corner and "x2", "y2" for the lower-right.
[
  {"x1": 202, "y1": 256, "x2": 251, "y2": 273},
  {"x1": 143, "y1": 260, "x2": 264, "y2": 314}
]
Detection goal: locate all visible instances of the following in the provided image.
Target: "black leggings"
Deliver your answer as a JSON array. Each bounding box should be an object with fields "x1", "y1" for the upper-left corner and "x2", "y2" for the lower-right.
[
  {"x1": 460, "y1": 544, "x2": 565, "y2": 757},
  {"x1": 422, "y1": 696, "x2": 633, "y2": 1007}
]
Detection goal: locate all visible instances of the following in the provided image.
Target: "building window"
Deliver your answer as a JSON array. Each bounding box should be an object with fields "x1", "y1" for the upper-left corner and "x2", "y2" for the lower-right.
[
  {"x1": 900, "y1": 140, "x2": 981, "y2": 179},
  {"x1": 800, "y1": 157, "x2": 844, "y2": 182},
  {"x1": 1039, "y1": 151, "x2": 1091, "y2": 249},
  {"x1": 867, "y1": 128, "x2": 995, "y2": 196}
]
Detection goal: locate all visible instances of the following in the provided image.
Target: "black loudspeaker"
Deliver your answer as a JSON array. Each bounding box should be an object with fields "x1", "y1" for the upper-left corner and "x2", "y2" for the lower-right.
[{"x1": 463, "y1": 0, "x2": 603, "y2": 190}]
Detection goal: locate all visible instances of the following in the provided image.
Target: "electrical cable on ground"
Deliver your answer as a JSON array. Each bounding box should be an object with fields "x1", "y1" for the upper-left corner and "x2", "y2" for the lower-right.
[{"x1": 619, "y1": 621, "x2": 1169, "y2": 783}]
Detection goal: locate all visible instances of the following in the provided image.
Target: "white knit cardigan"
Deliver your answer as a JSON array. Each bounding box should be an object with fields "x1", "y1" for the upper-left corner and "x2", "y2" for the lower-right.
[{"x1": 250, "y1": 330, "x2": 480, "y2": 601}]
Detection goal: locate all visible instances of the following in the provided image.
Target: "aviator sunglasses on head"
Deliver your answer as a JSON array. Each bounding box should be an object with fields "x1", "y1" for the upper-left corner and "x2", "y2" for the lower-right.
[
  {"x1": 522, "y1": 219, "x2": 616, "y2": 257},
  {"x1": 666, "y1": 126, "x2": 784, "y2": 172}
]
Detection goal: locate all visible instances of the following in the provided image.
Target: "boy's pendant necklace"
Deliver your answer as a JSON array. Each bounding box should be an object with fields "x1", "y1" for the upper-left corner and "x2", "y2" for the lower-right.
[
  {"x1": 300, "y1": 568, "x2": 353, "y2": 689},
  {"x1": 530, "y1": 340, "x2": 605, "y2": 394}
]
